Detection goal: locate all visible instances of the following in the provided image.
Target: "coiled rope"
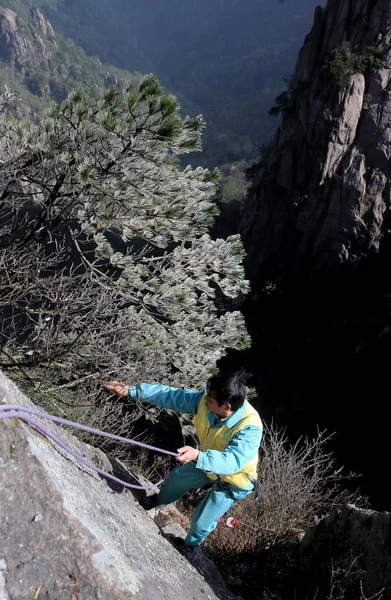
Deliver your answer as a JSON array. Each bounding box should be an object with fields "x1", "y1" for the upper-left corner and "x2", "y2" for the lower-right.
[{"x1": 0, "y1": 403, "x2": 179, "y2": 490}]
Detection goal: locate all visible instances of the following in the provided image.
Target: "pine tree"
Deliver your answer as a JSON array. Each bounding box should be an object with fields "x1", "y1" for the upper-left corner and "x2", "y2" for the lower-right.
[{"x1": 0, "y1": 78, "x2": 250, "y2": 418}]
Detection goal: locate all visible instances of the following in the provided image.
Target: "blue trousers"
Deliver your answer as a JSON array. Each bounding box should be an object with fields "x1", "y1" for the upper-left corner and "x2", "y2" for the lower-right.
[{"x1": 157, "y1": 462, "x2": 251, "y2": 546}]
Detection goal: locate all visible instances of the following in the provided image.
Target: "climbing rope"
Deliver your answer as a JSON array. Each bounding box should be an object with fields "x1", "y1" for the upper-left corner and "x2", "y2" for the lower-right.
[{"x1": 0, "y1": 403, "x2": 179, "y2": 490}]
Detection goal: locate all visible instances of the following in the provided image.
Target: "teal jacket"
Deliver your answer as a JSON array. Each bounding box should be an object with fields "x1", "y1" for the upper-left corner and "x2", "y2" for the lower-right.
[{"x1": 129, "y1": 382, "x2": 262, "y2": 489}]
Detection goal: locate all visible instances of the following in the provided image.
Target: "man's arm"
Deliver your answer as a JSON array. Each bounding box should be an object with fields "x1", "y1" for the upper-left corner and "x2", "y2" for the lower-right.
[
  {"x1": 128, "y1": 382, "x2": 204, "y2": 415},
  {"x1": 195, "y1": 425, "x2": 262, "y2": 475}
]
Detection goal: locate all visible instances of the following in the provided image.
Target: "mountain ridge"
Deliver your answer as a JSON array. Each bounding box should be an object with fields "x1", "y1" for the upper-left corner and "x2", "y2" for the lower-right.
[
  {"x1": 1, "y1": 0, "x2": 321, "y2": 165},
  {"x1": 0, "y1": 3, "x2": 140, "y2": 116}
]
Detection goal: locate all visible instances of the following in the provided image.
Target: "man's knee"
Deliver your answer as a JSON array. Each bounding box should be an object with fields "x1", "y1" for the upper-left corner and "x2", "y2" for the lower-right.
[{"x1": 195, "y1": 523, "x2": 216, "y2": 537}]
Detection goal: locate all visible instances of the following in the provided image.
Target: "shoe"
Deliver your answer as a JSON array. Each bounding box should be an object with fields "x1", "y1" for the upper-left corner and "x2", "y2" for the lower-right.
[
  {"x1": 139, "y1": 493, "x2": 159, "y2": 510},
  {"x1": 179, "y1": 544, "x2": 198, "y2": 558}
]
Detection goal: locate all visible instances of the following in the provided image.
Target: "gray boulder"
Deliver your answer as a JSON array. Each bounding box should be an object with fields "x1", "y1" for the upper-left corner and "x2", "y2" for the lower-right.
[
  {"x1": 299, "y1": 504, "x2": 391, "y2": 599},
  {"x1": 0, "y1": 370, "x2": 237, "y2": 600}
]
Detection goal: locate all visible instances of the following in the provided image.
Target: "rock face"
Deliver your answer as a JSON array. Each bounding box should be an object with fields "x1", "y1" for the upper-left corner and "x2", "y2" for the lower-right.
[
  {"x1": 31, "y1": 6, "x2": 56, "y2": 41},
  {"x1": 233, "y1": 0, "x2": 391, "y2": 512},
  {"x1": 0, "y1": 6, "x2": 52, "y2": 74},
  {"x1": 0, "y1": 370, "x2": 237, "y2": 600},
  {"x1": 299, "y1": 505, "x2": 391, "y2": 599},
  {"x1": 0, "y1": 3, "x2": 136, "y2": 107},
  {"x1": 241, "y1": 0, "x2": 391, "y2": 281}
]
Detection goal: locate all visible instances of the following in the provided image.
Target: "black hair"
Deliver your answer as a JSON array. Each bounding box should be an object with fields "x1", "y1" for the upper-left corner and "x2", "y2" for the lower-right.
[{"x1": 206, "y1": 370, "x2": 251, "y2": 411}]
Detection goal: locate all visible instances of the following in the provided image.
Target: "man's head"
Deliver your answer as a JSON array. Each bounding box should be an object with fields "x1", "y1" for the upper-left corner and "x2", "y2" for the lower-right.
[{"x1": 205, "y1": 370, "x2": 250, "y2": 417}]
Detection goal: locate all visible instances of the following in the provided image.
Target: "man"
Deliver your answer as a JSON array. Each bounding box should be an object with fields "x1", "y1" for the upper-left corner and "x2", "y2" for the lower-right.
[{"x1": 105, "y1": 371, "x2": 262, "y2": 552}]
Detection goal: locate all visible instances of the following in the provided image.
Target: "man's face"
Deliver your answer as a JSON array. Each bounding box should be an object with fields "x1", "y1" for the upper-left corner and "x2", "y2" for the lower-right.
[
  {"x1": 205, "y1": 393, "x2": 220, "y2": 413},
  {"x1": 205, "y1": 392, "x2": 231, "y2": 417}
]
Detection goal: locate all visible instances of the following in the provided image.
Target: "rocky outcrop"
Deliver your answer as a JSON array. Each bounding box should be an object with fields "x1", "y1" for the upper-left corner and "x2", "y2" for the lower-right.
[
  {"x1": 0, "y1": 6, "x2": 52, "y2": 74},
  {"x1": 299, "y1": 505, "x2": 391, "y2": 599},
  {"x1": 0, "y1": 3, "x2": 136, "y2": 107},
  {"x1": 0, "y1": 370, "x2": 237, "y2": 600},
  {"x1": 31, "y1": 6, "x2": 56, "y2": 42},
  {"x1": 241, "y1": 0, "x2": 391, "y2": 282}
]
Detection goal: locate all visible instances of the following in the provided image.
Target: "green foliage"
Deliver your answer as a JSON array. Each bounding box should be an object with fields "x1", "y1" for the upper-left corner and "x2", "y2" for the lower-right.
[
  {"x1": 0, "y1": 0, "x2": 55, "y2": 21},
  {"x1": 360, "y1": 45, "x2": 384, "y2": 70},
  {"x1": 269, "y1": 89, "x2": 292, "y2": 117},
  {"x1": 220, "y1": 173, "x2": 249, "y2": 204},
  {"x1": 325, "y1": 43, "x2": 383, "y2": 88},
  {"x1": 210, "y1": 163, "x2": 249, "y2": 240},
  {"x1": 216, "y1": 161, "x2": 250, "y2": 205},
  {"x1": 363, "y1": 93, "x2": 372, "y2": 109},
  {"x1": 0, "y1": 64, "x2": 48, "y2": 114},
  {"x1": 323, "y1": 107, "x2": 333, "y2": 121}
]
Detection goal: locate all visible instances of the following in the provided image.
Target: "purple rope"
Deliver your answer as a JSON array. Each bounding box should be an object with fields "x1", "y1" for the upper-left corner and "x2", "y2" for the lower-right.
[
  {"x1": 0, "y1": 404, "x2": 179, "y2": 490},
  {"x1": 0, "y1": 404, "x2": 179, "y2": 456}
]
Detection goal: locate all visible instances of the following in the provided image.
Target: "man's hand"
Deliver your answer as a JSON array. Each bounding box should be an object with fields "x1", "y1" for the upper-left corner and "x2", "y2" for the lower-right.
[
  {"x1": 104, "y1": 380, "x2": 129, "y2": 398},
  {"x1": 176, "y1": 446, "x2": 199, "y2": 464}
]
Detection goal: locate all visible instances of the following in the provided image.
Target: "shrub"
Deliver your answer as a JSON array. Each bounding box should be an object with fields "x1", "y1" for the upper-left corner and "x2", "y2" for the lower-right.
[
  {"x1": 210, "y1": 424, "x2": 366, "y2": 553},
  {"x1": 325, "y1": 43, "x2": 383, "y2": 88},
  {"x1": 303, "y1": 554, "x2": 385, "y2": 600},
  {"x1": 269, "y1": 88, "x2": 293, "y2": 117}
]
